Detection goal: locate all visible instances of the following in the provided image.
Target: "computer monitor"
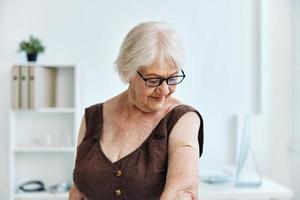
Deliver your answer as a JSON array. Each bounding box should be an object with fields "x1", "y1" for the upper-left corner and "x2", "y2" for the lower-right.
[
  {"x1": 201, "y1": 114, "x2": 262, "y2": 187},
  {"x1": 234, "y1": 114, "x2": 262, "y2": 187}
]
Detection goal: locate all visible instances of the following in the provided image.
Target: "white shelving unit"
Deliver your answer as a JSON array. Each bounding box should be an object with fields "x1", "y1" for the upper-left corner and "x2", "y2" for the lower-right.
[
  {"x1": 9, "y1": 63, "x2": 80, "y2": 200},
  {"x1": 13, "y1": 147, "x2": 75, "y2": 153},
  {"x1": 13, "y1": 192, "x2": 69, "y2": 200}
]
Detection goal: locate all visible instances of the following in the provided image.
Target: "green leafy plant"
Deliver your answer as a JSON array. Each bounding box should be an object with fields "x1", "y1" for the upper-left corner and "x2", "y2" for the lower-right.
[{"x1": 19, "y1": 35, "x2": 45, "y2": 55}]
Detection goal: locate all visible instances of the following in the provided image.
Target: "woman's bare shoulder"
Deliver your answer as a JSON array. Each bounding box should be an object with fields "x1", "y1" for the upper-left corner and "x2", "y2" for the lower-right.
[
  {"x1": 168, "y1": 97, "x2": 183, "y2": 109},
  {"x1": 102, "y1": 92, "x2": 129, "y2": 117},
  {"x1": 103, "y1": 93, "x2": 124, "y2": 109}
]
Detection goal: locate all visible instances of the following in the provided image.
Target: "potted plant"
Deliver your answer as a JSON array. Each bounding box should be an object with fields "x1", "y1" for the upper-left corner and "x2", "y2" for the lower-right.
[{"x1": 19, "y1": 35, "x2": 45, "y2": 62}]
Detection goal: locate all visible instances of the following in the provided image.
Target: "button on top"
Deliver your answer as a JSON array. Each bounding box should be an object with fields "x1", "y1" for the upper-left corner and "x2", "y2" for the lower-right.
[
  {"x1": 115, "y1": 170, "x2": 122, "y2": 177},
  {"x1": 115, "y1": 189, "x2": 122, "y2": 196}
]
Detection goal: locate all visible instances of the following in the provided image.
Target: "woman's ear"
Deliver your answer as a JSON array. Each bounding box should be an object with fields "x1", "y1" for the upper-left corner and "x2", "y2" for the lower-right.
[{"x1": 128, "y1": 73, "x2": 137, "y2": 84}]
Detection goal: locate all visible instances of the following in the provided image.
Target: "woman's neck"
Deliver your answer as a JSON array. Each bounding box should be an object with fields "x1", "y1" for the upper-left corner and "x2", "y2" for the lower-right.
[{"x1": 120, "y1": 90, "x2": 158, "y2": 117}]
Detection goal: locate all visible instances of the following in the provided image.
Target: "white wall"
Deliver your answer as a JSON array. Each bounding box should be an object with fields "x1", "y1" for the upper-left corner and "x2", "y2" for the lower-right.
[
  {"x1": 292, "y1": 1, "x2": 300, "y2": 142},
  {"x1": 292, "y1": 0, "x2": 300, "y2": 199},
  {"x1": 251, "y1": 0, "x2": 293, "y2": 189},
  {"x1": 0, "y1": 0, "x2": 295, "y2": 199},
  {"x1": 0, "y1": 1, "x2": 11, "y2": 198}
]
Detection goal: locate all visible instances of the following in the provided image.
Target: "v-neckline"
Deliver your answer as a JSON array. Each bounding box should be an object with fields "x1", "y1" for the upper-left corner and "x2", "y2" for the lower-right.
[{"x1": 96, "y1": 103, "x2": 182, "y2": 165}]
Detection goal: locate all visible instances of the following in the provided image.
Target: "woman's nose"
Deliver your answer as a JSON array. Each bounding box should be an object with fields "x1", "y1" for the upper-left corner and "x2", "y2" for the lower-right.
[{"x1": 156, "y1": 80, "x2": 169, "y2": 96}]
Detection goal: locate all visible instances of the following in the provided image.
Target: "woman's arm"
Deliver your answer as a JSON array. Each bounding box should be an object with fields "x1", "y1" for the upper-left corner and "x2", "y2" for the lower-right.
[
  {"x1": 160, "y1": 112, "x2": 201, "y2": 200},
  {"x1": 68, "y1": 116, "x2": 86, "y2": 200}
]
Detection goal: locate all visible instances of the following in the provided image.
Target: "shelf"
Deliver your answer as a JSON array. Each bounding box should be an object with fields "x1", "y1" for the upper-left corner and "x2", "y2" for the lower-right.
[
  {"x1": 13, "y1": 147, "x2": 75, "y2": 153},
  {"x1": 13, "y1": 63, "x2": 75, "y2": 68},
  {"x1": 12, "y1": 108, "x2": 75, "y2": 113},
  {"x1": 14, "y1": 191, "x2": 69, "y2": 199}
]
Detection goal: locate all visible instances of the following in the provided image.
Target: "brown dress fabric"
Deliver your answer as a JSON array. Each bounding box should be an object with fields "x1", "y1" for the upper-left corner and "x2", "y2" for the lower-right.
[{"x1": 73, "y1": 103, "x2": 204, "y2": 200}]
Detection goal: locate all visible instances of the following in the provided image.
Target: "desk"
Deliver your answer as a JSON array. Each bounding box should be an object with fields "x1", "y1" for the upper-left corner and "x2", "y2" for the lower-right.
[{"x1": 199, "y1": 177, "x2": 293, "y2": 200}]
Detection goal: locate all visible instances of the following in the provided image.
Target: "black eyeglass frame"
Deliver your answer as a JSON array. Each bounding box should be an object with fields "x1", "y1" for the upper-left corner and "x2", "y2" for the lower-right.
[{"x1": 137, "y1": 69, "x2": 186, "y2": 87}]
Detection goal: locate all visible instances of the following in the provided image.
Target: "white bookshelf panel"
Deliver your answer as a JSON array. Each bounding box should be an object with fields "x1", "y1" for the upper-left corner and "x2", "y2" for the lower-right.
[
  {"x1": 13, "y1": 147, "x2": 75, "y2": 153},
  {"x1": 33, "y1": 108, "x2": 75, "y2": 113},
  {"x1": 14, "y1": 191, "x2": 68, "y2": 200},
  {"x1": 13, "y1": 154, "x2": 73, "y2": 194},
  {"x1": 12, "y1": 108, "x2": 75, "y2": 114},
  {"x1": 12, "y1": 112, "x2": 75, "y2": 149}
]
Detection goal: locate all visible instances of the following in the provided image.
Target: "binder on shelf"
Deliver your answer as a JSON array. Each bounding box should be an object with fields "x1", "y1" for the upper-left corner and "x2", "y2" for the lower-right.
[
  {"x1": 20, "y1": 67, "x2": 30, "y2": 109},
  {"x1": 29, "y1": 67, "x2": 56, "y2": 108},
  {"x1": 11, "y1": 66, "x2": 21, "y2": 109}
]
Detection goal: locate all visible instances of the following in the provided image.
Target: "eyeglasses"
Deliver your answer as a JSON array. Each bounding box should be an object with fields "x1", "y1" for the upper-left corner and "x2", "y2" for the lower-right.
[{"x1": 137, "y1": 69, "x2": 186, "y2": 87}]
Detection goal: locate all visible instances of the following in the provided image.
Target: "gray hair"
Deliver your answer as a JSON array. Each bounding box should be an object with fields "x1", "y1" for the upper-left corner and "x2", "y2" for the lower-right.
[{"x1": 114, "y1": 21, "x2": 184, "y2": 83}]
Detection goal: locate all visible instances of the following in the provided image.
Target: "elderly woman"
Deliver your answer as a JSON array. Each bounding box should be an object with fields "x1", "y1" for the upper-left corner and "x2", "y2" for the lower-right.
[{"x1": 69, "y1": 21, "x2": 203, "y2": 200}]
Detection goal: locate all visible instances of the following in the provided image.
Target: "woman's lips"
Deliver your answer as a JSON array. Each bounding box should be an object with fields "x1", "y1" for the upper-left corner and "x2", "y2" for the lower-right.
[{"x1": 151, "y1": 96, "x2": 164, "y2": 101}]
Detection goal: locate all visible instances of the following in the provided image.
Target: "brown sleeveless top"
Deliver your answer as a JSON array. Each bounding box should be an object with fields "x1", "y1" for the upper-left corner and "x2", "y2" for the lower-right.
[{"x1": 73, "y1": 103, "x2": 203, "y2": 200}]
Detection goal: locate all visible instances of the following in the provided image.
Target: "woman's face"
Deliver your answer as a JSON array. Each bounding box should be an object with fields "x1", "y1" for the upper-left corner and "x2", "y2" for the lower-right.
[{"x1": 128, "y1": 60, "x2": 179, "y2": 113}]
